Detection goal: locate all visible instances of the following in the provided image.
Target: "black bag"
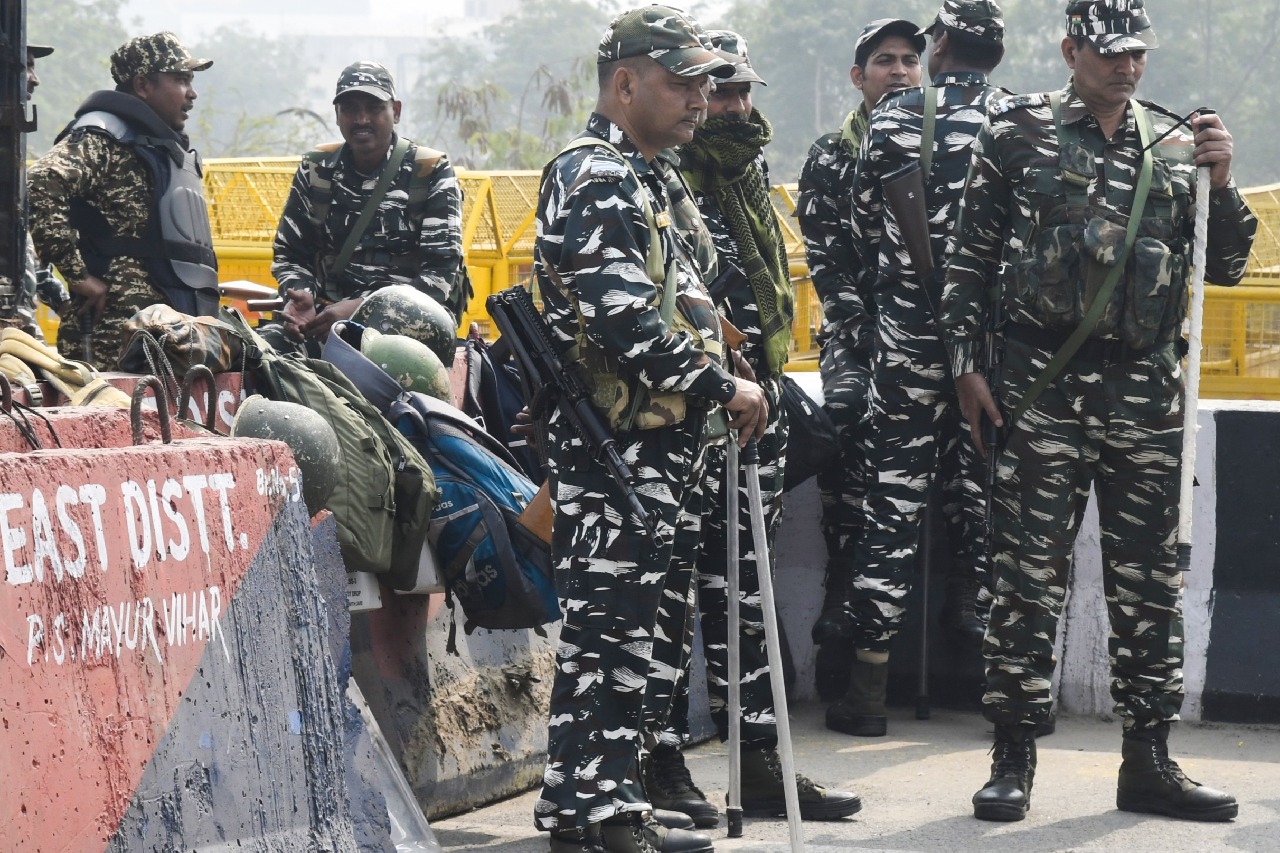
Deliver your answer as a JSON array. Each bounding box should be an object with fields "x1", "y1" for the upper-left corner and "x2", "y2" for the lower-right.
[
  {"x1": 780, "y1": 374, "x2": 839, "y2": 492},
  {"x1": 462, "y1": 331, "x2": 544, "y2": 484}
]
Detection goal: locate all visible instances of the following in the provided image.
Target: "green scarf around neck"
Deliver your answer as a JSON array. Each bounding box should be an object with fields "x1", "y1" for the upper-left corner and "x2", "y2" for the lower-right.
[
  {"x1": 840, "y1": 105, "x2": 869, "y2": 155},
  {"x1": 680, "y1": 109, "x2": 793, "y2": 376}
]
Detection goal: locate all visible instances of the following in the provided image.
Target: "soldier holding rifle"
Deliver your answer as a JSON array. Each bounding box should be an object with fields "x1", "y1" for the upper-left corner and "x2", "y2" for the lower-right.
[{"x1": 529, "y1": 6, "x2": 766, "y2": 852}]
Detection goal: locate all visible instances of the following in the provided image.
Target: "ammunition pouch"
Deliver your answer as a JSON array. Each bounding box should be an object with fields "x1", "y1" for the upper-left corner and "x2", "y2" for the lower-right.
[
  {"x1": 1013, "y1": 162, "x2": 1190, "y2": 349},
  {"x1": 550, "y1": 134, "x2": 726, "y2": 437},
  {"x1": 576, "y1": 341, "x2": 689, "y2": 433}
]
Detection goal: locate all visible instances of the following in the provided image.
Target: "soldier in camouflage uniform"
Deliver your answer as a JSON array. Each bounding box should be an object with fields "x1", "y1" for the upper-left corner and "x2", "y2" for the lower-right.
[
  {"x1": 13, "y1": 44, "x2": 70, "y2": 342},
  {"x1": 640, "y1": 31, "x2": 860, "y2": 827},
  {"x1": 272, "y1": 61, "x2": 470, "y2": 351},
  {"x1": 28, "y1": 32, "x2": 214, "y2": 368},
  {"x1": 795, "y1": 19, "x2": 925, "y2": 699},
  {"x1": 940, "y1": 0, "x2": 1256, "y2": 824},
  {"x1": 532, "y1": 7, "x2": 767, "y2": 852},
  {"x1": 828, "y1": 0, "x2": 1007, "y2": 739}
]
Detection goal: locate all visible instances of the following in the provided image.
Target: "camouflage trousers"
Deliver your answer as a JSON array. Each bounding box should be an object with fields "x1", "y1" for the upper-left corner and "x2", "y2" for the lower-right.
[
  {"x1": 816, "y1": 318, "x2": 874, "y2": 563},
  {"x1": 58, "y1": 263, "x2": 167, "y2": 372},
  {"x1": 534, "y1": 410, "x2": 710, "y2": 832},
  {"x1": 983, "y1": 336, "x2": 1185, "y2": 731},
  {"x1": 847, "y1": 319, "x2": 987, "y2": 652},
  {"x1": 663, "y1": 378, "x2": 788, "y2": 751}
]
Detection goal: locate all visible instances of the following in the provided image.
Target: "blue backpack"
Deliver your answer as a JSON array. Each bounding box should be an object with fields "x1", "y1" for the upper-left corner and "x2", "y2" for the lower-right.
[
  {"x1": 388, "y1": 392, "x2": 558, "y2": 636},
  {"x1": 321, "y1": 323, "x2": 557, "y2": 637}
]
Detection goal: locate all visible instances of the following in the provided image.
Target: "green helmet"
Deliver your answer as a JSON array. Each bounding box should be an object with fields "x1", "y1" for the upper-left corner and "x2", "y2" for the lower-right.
[
  {"x1": 231, "y1": 395, "x2": 342, "y2": 515},
  {"x1": 361, "y1": 329, "x2": 452, "y2": 402},
  {"x1": 351, "y1": 285, "x2": 457, "y2": 366}
]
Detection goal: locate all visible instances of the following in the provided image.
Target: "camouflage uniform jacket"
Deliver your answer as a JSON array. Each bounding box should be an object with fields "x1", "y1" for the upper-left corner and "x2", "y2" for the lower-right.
[
  {"x1": 535, "y1": 113, "x2": 736, "y2": 410},
  {"x1": 272, "y1": 134, "x2": 470, "y2": 322},
  {"x1": 28, "y1": 123, "x2": 163, "y2": 317},
  {"x1": 852, "y1": 73, "x2": 1003, "y2": 325},
  {"x1": 681, "y1": 149, "x2": 777, "y2": 377},
  {"x1": 940, "y1": 81, "x2": 1258, "y2": 377},
  {"x1": 797, "y1": 105, "x2": 872, "y2": 333}
]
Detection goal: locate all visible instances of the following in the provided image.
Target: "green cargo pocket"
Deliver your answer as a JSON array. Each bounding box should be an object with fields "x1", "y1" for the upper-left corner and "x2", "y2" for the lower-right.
[
  {"x1": 1080, "y1": 215, "x2": 1128, "y2": 338},
  {"x1": 1028, "y1": 223, "x2": 1087, "y2": 328},
  {"x1": 1123, "y1": 237, "x2": 1182, "y2": 349}
]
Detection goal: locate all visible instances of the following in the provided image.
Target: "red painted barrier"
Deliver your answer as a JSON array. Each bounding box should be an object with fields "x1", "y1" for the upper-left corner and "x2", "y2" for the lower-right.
[{"x1": 0, "y1": 437, "x2": 302, "y2": 849}]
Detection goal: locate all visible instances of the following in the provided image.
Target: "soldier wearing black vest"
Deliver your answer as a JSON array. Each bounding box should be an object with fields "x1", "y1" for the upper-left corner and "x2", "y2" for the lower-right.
[{"x1": 29, "y1": 31, "x2": 217, "y2": 368}]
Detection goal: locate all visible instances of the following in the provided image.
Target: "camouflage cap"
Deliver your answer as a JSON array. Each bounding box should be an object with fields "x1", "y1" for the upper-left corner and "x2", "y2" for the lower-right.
[
  {"x1": 333, "y1": 60, "x2": 396, "y2": 103},
  {"x1": 598, "y1": 5, "x2": 735, "y2": 79},
  {"x1": 854, "y1": 18, "x2": 926, "y2": 67},
  {"x1": 110, "y1": 32, "x2": 212, "y2": 84},
  {"x1": 921, "y1": 0, "x2": 1005, "y2": 44},
  {"x1": 1066, "y1": 0, "x2": 1158, "y2": 54},
  {"x1": 707, "y1": 30, "x2": 766, "y2": 86},
  {"x1": 28, "y1": 45, "x2": 54, "y2": 59}
]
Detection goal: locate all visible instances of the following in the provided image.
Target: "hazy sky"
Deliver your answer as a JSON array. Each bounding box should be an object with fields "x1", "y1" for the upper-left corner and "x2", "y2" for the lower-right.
[{"x1": 120, "y1": 0, "x2": 528, "y2": 36}]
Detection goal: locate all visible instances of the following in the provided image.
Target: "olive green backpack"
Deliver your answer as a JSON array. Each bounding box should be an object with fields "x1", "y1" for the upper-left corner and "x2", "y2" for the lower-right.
[{"x1": 222, "y1": 309, "x2": 436, "y2": 587}]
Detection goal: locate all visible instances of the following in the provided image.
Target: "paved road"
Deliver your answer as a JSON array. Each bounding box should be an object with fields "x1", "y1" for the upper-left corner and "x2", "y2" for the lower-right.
[{"x1": 430, "y1": 705, "x2": 1280, "y2": 852}]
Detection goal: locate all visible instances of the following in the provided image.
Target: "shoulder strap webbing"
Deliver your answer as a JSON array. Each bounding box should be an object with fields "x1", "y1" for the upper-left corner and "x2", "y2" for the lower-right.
[
  {"x1": 554, "y1": 137, "x2": 667, "y2": 290},
  {"x1": 546, "y1": 137, "x2": 688, "y2": 434},
  {"x1": 1010, "y1": 97, "x2": 1155, "y2": 426},
  {"x1": 920, "y1": 87, "x2": 938, "y2": 177},
  {"x1": 330, "y1": 135, "x2": 412, "y2": 281}
]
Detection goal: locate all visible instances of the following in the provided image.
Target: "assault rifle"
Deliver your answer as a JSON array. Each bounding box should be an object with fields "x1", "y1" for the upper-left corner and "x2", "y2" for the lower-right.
[
  {"x1": 882, "y1": 160, "x2": 943, "y2": 323},
  {"x1": 487, "y1": 286, "x2": 665, "y2": 548},
  {"x1": 0, "y1": 0, "x2": 33, "y2": 325}
]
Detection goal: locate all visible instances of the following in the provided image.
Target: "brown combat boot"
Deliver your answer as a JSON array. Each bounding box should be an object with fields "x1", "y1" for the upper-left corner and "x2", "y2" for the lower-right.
[{"x1": 825, "y1": 655, "x2": 888, "y2": 737}]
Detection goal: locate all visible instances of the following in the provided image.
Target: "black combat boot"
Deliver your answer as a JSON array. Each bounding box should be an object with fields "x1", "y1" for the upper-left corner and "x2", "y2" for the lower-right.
[
  {"x1": 972, "y1": 723, "x2": 1037, "y2": 821},
  {"x1": 650, "y1": 810, "x2": 694, "y2": 830},
  {"x1": 549, "y1": 825, "x2": 605, "y2": 853},
  {"x1": 642, "y1": 745, "x2": 719, "y2": 828},
  {"x1": 600, "y1": 812, "x2": 712, "y2": 853},
  {"x1": 825, "y1": 657, "x2": 888, "y2": 737},
  {"x1": 1035, "y1": 704, "x2": 1057, "y2": 738},
  {"x1": 938, "y1": 575, "x2": 987, "y2": 642},
  {"x1": 813, "y1": 643, "x2": 851, "y2": 702},
  {"x1": 1116, "y1": 722, "x2": 1238, "y2": 821},
  {"x1": 740, "y1": 744, "x2": 862, "y2": 820},
  {"x1": 811, "y1": 558, "x2": 856, "y2": 645}
]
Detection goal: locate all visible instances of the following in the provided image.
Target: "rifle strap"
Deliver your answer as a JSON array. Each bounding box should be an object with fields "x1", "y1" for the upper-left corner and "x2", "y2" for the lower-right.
[
  {"x1": 920, "y1": 86, "x2": 938, "y2": 177},
  {"x1": 330, "y1": 135, "x2": 411, "y2": 281},
  {"x1": 1009, "y1": 95, "x2": 1154, "y2": 427}
]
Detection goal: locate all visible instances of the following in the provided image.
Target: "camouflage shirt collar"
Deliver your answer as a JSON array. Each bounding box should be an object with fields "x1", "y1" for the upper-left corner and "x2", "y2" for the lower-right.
[
  {"x1": 586, "y1": 111, "x2": 659, "y2": 178},
  {"x1": 1060, "y1": 79, "x2": 1139, "y2": 136},
  {"x1": 930, "y1": 71, "x2": 989, "y2": 88}
]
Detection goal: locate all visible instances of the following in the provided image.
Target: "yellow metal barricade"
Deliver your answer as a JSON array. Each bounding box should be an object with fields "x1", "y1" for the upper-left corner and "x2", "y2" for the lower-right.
[
  {"x1": 456, "y1": 171, "x2": 540, "y2": 337},
  {"x1": 20, "y1": 160, "x2": 1245, "y2": 399}
]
